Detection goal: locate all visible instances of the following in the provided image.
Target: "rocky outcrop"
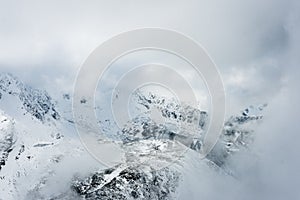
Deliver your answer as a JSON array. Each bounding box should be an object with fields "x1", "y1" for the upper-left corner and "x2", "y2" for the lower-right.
[{"x1": 72, "y1": 165, "x2": 180, "y2": 200}]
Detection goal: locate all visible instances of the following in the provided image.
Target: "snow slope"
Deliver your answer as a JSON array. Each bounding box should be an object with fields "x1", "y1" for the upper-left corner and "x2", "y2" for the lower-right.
[{"x1": 0, "y1": 74, "x2": 100, "y2": 200}]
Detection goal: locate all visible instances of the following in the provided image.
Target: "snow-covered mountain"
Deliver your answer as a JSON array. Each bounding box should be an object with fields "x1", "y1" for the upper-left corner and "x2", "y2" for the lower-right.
[
  {"x1": 0, "y1": 73, "x2": 266, "y2": 200},
  {"x1": 0, "y1": 73, "x2": 59, "y2": 122},
  {"x1": 0, "y1": 74, "x2": 92, "y2": 200}
]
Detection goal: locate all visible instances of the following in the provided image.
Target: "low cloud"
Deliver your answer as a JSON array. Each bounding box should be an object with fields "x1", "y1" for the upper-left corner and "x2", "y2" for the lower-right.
[{"x1": 0, "y1": 0, "x2": 299, "y2": 199}]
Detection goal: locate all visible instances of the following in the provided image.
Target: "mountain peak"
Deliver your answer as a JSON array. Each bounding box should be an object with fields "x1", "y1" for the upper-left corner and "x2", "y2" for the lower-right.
[{"x1": 0, "y1": 73, "x2": 60, "y2": 122}]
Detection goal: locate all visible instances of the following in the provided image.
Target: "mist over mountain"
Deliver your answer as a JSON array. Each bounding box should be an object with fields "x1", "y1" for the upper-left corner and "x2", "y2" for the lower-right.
[
  {"x1": 0, "y1": 73, "x2": 266, "y2": 199},
  {"x1": 1, "y1": 0, "x2": 300, "y2": 199}
]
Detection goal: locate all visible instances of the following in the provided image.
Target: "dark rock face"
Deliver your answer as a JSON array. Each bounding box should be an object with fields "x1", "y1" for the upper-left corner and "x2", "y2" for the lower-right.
[
  {"x1": 0, "y1": 73, "x2": 266, "y2": 199},
  {"x1": 0, "y1": 114, "x2": 15, "y2": 171},
  {"x1": 72, "y1": 166, "x2": 180, "y2": 200},
  {"x1": 0, "y1": 73, "x2": 60, "y2": 122}
]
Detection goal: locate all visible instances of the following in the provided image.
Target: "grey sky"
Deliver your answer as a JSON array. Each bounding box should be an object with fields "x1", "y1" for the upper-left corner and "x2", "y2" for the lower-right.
[{"x1": 0, "y1": 0, "x2": 295, "y2": 106}]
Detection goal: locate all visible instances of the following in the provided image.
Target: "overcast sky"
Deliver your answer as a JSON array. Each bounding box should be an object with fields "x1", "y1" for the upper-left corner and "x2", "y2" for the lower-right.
[
  {"x1": 0, "y1": 0, "x2": 300, "y2": 199},
  {"x1": 0, "y1": 0, "x2": 295, "y2": 102}
]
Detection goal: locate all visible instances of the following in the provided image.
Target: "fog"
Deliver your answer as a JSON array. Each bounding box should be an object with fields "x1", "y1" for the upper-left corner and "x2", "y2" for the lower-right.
[{"x1": 0, "y1": 0, "x2": 299, "y2": 199}]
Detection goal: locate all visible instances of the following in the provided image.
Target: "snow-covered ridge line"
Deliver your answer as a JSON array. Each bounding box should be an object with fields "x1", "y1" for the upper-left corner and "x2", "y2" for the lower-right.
[{"x1": 0, "y1": 73, "x2": 60, "y2": 122}]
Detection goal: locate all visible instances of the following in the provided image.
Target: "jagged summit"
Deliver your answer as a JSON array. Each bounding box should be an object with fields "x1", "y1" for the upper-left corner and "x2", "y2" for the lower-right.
[
  {"x1": 0, "y1": 74, "x2": 80, "y2": 200},
  {"x1": 0, "y1": 73, "x2": 60, "y2": 122}
]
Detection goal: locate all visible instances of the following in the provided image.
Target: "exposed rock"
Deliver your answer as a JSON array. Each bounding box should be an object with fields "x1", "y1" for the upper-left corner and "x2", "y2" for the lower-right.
[{"x1": 72, "y1": 165, "x2": 180, "y2": 200}]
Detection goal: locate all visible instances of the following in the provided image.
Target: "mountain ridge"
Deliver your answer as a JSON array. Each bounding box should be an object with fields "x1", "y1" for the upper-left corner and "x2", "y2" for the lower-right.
[{"x1": 0, "y1": 73, "x2": 266, "y2": 200}]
